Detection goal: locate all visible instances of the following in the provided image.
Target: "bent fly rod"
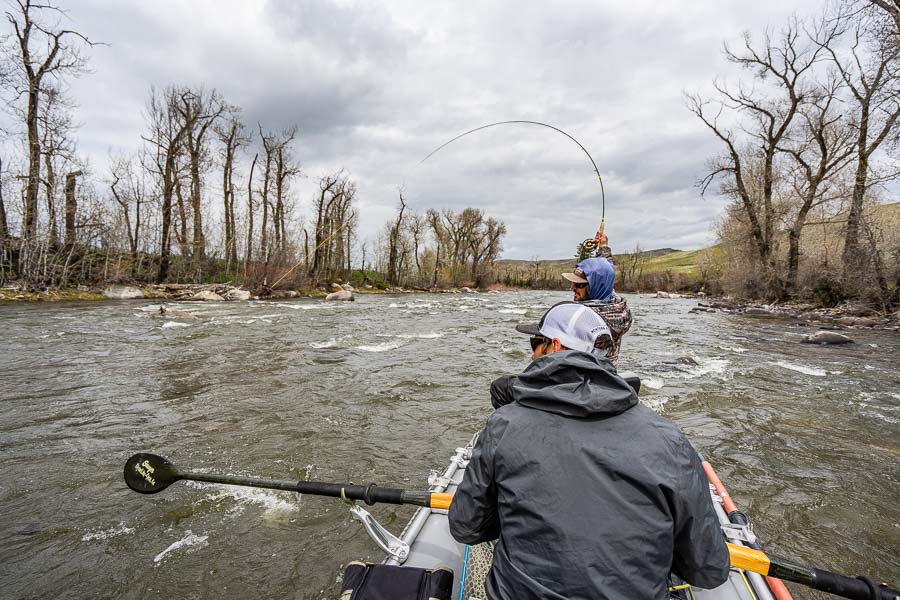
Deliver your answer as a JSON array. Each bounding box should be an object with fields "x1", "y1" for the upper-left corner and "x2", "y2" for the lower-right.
[{"x1": 420, "y1": 120, "x2": 608, "y2": 248}]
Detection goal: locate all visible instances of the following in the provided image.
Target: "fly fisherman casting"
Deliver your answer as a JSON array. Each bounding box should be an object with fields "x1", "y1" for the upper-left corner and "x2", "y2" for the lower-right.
[{"x1": 420, "y1": 120, "x2": 631, "y2": 367}]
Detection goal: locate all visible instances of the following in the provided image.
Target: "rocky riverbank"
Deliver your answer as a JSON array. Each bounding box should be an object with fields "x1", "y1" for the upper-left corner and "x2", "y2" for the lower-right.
[
  {"x1": 684, "y1": 297, "x2": 900, "y2": 330},
  {"x1": 0, "y1": 281, "x2": 504, "y2": 303}
]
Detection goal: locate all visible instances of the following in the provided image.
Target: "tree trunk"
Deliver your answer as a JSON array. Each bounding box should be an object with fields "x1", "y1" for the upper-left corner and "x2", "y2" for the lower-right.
[
  {"x1": 245, "y1": 153, "x2": 257, "y2": 266},
  {"x1": 24, "y1": 88, "x2": 41, "y2": 239},
  {"x1": 0, "y1": 157, "x2": 8, "y2": 242},
  {"x1": 64, "y1": 170, "x2": 81, "y2": 249},
  {"x1": 44, "y1": 153, "x2": 58, "y2": 245},
  {"x1": 842, "y1": 151, "x2": 869, "y2": 280},
  {"x1": 189, "y1": 149, "x2": 204, "y2": 269},
  {"x1": 174, "y1": 175, "x2": 190, "y2": 258}
]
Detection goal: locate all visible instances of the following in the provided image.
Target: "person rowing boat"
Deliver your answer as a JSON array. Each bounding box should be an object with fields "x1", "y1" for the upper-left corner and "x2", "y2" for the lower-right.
[{"x1": 448, "y1": 302, "x2": 730, "y2": 599}]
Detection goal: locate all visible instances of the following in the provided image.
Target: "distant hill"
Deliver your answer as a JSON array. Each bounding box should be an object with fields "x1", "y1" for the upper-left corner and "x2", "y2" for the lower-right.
[
  {"x1": 496, "y1": 247, "x2": 703, "y2": 273},
  {"x1": 494, "y1": 246, "x2": 713, "y2": 290}
]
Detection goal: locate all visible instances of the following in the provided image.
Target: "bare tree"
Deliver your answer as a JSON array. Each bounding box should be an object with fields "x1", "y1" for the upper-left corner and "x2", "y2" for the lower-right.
[
  {"x1": 779, "y1": 75, "x2": 856, "y2": 292},
  {"x1": 688, "y1": 18, "x2": 839, "y2": 299},
  {"x1": 110, "y1": 155, "x2": 148, "y2": 273},
  {"x1": 819, "y1": 3, "x2": 900, "y2": 289},
  {"x1": 143, "y1": 86, "x2": 191, "y2": 283},
  {"x1": 216, "y1": 109, "x2": 249, "y2": 270},
  {"x1": 406, "y1": 211, "x2": 427, "y2": 280},
  {"x1": 272, "y1": 126, "x2": 300, "y2": 256},
  {"x1": 426, "y1": 209, "x2": 445, "y2": 288},
  {"x1": 245, "y1": 152, "x2": 258, "y2": 267},
  {"x1": 175, "y1": 87, "x2": 225, "y2": 274},
  {"x1": 4, "y1": 0, "x2": 95, "y2": 239},
  {"x1": 38, "y1": 85, "x2": 75, "y2": 244},
  {"x1": 386, "y1": 192, "x2": 407, "y2": 285}
]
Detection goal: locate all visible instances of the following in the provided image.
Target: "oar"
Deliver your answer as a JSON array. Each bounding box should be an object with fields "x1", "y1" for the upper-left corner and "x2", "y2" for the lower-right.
[
  {"x1": 728, "y1": 543, "x2": 898, "y2": 600},
  {"x1": 123, "y1": 452, "x2": 452, "y2": 509},
  {"x1": 124, "y1": 453, "x2": 898, "y2": 600}
]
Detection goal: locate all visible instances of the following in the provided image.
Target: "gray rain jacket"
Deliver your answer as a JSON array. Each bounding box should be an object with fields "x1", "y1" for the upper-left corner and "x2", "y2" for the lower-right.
[{"x1": 448, "y1": 351, "x2": 730, "y2": 600}]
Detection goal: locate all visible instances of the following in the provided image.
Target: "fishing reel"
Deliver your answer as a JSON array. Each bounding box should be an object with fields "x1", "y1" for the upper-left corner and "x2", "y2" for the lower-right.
[{"x1": 576, "y1": 237, "x2": 602, "y2": 262}]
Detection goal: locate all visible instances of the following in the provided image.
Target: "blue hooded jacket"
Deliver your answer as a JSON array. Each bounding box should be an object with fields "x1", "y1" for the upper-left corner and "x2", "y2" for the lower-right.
[{"x1": 577, "y1": 257, "x2": 614, "y2": 301}]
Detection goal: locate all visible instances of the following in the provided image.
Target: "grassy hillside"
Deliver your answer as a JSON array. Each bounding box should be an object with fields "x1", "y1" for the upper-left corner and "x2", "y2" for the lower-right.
[{"x1": 494, "y1": 246, "x2": 713, "y2": 291}]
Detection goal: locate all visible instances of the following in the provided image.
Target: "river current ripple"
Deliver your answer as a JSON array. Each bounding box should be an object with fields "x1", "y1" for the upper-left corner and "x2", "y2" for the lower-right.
[{"x1": 0, "y1": 292, "x2": 897, "y2": 599}]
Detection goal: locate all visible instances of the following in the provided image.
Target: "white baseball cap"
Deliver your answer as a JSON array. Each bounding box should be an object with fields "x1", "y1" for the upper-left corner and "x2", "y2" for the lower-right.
[{"x1": 515, "y1": 302, "x2": 612, "y2": 354}]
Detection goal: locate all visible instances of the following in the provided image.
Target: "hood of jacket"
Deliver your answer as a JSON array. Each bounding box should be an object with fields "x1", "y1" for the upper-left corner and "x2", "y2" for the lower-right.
[
  {"x1": 510, "y1": 350, "x2": 638, "y2": 418},
  {"x1": 577, "y1": 257, "x2": 614, "y2": 301}
]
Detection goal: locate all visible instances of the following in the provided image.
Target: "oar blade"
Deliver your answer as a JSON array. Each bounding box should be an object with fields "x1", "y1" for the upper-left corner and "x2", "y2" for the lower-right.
[{"x1": 124, "y1": 453, "x2": 180, "y2": 494}]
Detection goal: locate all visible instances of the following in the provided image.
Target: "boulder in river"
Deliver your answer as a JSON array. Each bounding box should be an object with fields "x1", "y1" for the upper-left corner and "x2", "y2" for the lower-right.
[
  {"x1": 103, "y1": 286, "x2": 144, "y2": 300},
  {"x1": 191, "y1": 290, "x2": 225, "y2": 302},
  {"x1": 158, "y1": 306, "x2": 198, "y2": 319},
  {"x1": 325, "y1": 290, "x2": 354, "y2": 301},
  {"x1": 801, "y1": 331, "x2": 854, "y2": 345},
  {"x1": 224, "y1": 288, "x2": 251, "y2": 301},
  {"x1": 655, "y1": 291, "x2": 671, "y2": 299}
]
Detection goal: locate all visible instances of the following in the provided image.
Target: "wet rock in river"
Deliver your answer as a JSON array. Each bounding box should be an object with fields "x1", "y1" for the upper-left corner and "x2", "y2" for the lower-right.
[
  {"x1": 676, "y1": 356, "x2": 700, "y2": 366},
  {"x1": 325, "y1": 290, "x2": 354, "y2": 301},
  {"x1": 224, "y1": 288, "x2": 251, "y2": 301},
  {"x1": 191, "y1": 290, "x2": 224, "y2": 302},
  {"x1": 103, "y1": 286, "x2": 144, "y2": 300},
  {"x1": 801, "y1": 331, "x2": 854, "y2": 345}
]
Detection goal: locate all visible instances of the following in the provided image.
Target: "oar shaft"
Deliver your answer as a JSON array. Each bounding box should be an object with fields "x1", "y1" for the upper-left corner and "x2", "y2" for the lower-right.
[{"x1": 180, "y1": 471, "x2": 449, "y2": 509}]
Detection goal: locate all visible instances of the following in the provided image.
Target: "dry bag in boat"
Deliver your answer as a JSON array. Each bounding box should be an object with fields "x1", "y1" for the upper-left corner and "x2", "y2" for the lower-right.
[{"x1": 339, "y1": 562, "x2": 453, "y2": 600}]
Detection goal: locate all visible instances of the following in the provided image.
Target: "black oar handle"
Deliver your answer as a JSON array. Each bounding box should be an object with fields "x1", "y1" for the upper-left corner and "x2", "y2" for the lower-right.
[
  {"x1": 182, "y1": 471, "x2": 432, "y2": 507},
  {"x1": 807, "y1": 570, "x2": 899, "y2": 600}
]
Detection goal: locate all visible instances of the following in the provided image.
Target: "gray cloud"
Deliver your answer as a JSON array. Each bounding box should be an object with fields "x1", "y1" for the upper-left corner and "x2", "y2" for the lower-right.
[{"x1": 5, "y1": 0, "x2": 826, "y2": 259}]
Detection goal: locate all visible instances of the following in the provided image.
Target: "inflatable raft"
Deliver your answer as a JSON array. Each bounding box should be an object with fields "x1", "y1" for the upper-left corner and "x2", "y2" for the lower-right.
[{"x1": 337, "y1": 432, "x2": 792, "y2": 600}]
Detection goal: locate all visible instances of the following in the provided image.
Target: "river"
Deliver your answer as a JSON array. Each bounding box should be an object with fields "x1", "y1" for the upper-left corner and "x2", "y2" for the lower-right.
[{"x1": 0, "y1": 292, "x2": 897, "y2": 599}]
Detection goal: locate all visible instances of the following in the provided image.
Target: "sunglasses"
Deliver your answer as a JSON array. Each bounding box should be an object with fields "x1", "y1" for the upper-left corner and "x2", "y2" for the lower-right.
[
  {"x1": 530, "y1": 336, "x2": 551, "y2": 352},
  {"x1": 572, "y1": 282, "x2": 588, "y2": 289}
]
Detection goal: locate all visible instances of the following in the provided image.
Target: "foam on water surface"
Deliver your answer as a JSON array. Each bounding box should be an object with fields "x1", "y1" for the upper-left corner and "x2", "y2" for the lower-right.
[
  {"x1": 153, "y1": 531, "x2": 209, "y2": 564},
  {"x1": 81, "y1": 522, "x2": 135, "y2": 542},
  {"x1": 772, "y1": 361, "x2": 828, "y2": 376},
  {"x1": 356, "y1": 339, "x2": 406, "y2": 352}
]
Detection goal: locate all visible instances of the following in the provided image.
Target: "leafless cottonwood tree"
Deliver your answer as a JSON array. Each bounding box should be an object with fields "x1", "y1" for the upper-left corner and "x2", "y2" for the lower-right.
[
  {"x1": 37, "y1": 85, "x2": 76, "y2": 245},
  {"x1": 688, "y1": 18, "x2": 841, "y2": 299},
  {"x1": 109, "y1": 155, "x2": 150, "y2": 274},
  {"x1": 175, "y1": 87, "x2": 225, "y2": 274},
  {"x1": 386, "y1": 192, "x2": 407, "y2": 285},
  {"x1": 778, "y1": 74, "x2": 856, "y2": 293},
  {"x1": 820, "y1": 1, "x2": 900, "y2": 292},
  {"x1": 216, "y1": 108, "x2": 250, "y2": 271},
  {"x1": 144, "y1": 86, "x2": 191, "y2": 283},
  {"x1": 272, "y1": 126, "x2": 300, "y2": 257},
  {"x1": 245, "y1": 152, "x2": 258, "y2": 267},
  {"x1": 309, "y1": 171, "x2": 356, "y2": 282},
  {"x1": 4, "y1": 0, "x2": 95, "y2": 240}
]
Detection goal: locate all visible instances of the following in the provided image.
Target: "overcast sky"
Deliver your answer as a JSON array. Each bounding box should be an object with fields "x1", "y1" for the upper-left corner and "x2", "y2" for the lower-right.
[{"x1": 36, "y1": 0, "x2": 827, "y2": 259}]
